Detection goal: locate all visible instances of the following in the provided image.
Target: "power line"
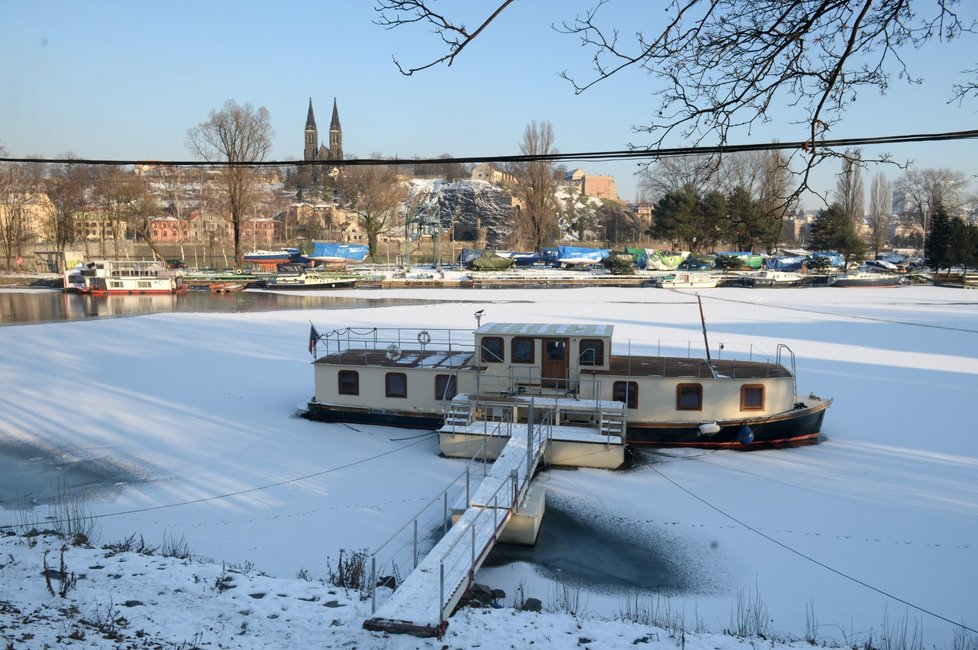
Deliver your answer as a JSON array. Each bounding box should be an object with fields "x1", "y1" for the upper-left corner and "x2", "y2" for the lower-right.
[
  {"x1": 0, "y1": 434, "x2": 435, "y2": 532},
  {"x1": 651, "y1": 465, "x2": 978, "y2": 636},
  {"x1": 2, "y1": 129, "x2": 977, "y2": 168}
]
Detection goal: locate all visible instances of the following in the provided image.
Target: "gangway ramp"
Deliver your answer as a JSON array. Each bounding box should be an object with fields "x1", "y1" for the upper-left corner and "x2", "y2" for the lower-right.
[{"x1": 364, "y1": 427, "x2": 546, "y2": 637}]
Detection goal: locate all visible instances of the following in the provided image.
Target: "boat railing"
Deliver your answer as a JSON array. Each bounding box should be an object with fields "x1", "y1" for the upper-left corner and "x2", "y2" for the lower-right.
[{"x1": 316, "y1": 326, "x2": 475, "y2": 359}]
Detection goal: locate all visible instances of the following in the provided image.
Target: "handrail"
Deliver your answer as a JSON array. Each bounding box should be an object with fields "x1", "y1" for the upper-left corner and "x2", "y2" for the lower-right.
[{"x1": 776, "y1": 343, "x2": 797, "y2": 397}]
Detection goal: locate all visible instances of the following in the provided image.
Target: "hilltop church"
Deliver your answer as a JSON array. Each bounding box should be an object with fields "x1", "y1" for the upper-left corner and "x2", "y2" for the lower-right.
[{"x1": 303, "y1": 98, "x2": 343, "y2": 162}]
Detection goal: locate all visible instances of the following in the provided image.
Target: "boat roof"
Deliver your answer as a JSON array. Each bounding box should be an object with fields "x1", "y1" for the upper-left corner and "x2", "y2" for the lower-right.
[{"x1": 475, "y1": 323, "x2": 613, "y2": 338}]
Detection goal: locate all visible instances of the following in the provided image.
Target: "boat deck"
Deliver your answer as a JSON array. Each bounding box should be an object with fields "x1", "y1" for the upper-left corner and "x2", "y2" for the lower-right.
[
  {"x1": 596, "y1": 354, "x2": 793, "y2": 379},
  {"x1": 314, "y1": 348, "x2": 475, "y2": 369}
]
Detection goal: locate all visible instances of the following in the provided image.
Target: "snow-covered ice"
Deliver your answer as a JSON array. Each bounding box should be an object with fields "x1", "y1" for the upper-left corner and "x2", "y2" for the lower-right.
[{"x1": 1, "y1": 285, "x2": 976, "y2": 648}]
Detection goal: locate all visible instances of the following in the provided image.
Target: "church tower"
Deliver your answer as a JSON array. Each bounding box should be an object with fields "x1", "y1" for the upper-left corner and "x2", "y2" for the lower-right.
[
  {"x1": 328, "y1": 98, "x2": 343, "y2": 161},
  {"x1": 304, "y1": 98, "x2": 318, "y2": 162}
]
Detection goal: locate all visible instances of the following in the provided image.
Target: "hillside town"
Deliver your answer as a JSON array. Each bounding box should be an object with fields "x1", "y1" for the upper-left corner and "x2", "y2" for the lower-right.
[{"x1": 2, "y1": 99, "x2": 976, "y2": 279}]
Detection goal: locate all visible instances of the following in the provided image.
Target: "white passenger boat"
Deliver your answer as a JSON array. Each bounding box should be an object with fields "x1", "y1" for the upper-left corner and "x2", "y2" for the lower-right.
[{"x1": 64, "y1": 260, "x2": 186, "y2": 295}]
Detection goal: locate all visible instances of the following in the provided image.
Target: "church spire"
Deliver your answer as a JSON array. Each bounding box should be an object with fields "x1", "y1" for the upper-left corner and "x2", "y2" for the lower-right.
[
  {"x1": 328, "y1": 98, "x2": 343, "y2": 161},
  {"x1": 330, "y1": 98, "x2": 341, "y2": 130},
  {"x1": 306, "y1": 97, "x2": 317, "y2": 130}
]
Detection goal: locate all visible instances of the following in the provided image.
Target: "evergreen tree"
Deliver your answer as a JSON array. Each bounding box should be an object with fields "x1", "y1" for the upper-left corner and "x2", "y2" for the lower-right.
[
  {"x1": 946, "y1": 218, "x2": 978, "y2": 274},
  {"x1": 810, "y1": 202, "x2": 865, "y2": 266},
  {"x1": 648, "y1": 188, "x2": 697, "y2": 249},
  {"x1": 925, "y1": 203, "x2": 954, "y2": 273}
]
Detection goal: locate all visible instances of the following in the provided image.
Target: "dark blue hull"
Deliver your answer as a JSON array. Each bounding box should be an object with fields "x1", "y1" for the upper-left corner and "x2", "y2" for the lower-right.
[{"x1": 304, "y1": 399, "x2": 830, "y2": 450}]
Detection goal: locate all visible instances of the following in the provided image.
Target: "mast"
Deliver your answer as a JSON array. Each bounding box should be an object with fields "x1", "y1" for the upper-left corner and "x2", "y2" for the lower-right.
[{"x1": 697, "y1": 294, "x2": 719, "y2": 378}]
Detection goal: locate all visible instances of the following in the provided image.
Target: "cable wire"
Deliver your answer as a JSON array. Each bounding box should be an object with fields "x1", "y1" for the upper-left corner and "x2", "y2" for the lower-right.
[
  {"x1": 651, "y1": 465, "x2": 978, "y2": 635},
  {"x1": 0, "y1": 435, "x2": 433, "y2": 532},
  {"x1": 2, "y1": 129, "x2": 977, "y2": 168}
]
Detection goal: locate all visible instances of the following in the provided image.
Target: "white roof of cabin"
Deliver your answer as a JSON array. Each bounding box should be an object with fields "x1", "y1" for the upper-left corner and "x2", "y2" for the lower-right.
[{"x1": 475, "y1": 323, "x2": 613, "y2": 338}]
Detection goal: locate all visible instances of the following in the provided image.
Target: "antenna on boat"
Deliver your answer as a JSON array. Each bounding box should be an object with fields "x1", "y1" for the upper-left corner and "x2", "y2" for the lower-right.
[
  {"x1": 474, "y1": 309, "x2": 484, "y2": 329},
  {"x1": 697, "y1": 294, "x2": 719, "y2": 378}
]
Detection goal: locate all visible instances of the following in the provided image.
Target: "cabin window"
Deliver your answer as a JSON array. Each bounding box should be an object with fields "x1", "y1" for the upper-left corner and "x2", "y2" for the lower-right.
[
  {"x1": 741, "y1": 384, "x2": 765, "y2": 411},
  {"x1": 677, "y1": 383, "x2": 703, "y2": 410},
  {"x1": 435, "y1": 374, "x2": 458, "y2": 400},
  {"x1": 512, "y1": 337, "x2": 535, "y2": 363},
  {"x1": 613, "y1": 381, "x2": 638, "y2": 409},
  {"x1": 338, "y1": 370, "x2": 359, "y2": 395},
  {"x1": 579, "y1": 339, "x2": 604, "y2": 366},
  {"x1": 481, "y1": 337, "x2": 504, "y2": 363},
  {"x1": 385, "y1": 372, "x2": 407, "y2": 398}
]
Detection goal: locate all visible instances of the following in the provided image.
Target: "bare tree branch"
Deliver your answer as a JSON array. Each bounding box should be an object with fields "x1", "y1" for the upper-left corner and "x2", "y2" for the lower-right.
[{"x1": 373, "y1": 0, "x2": 516, "y2": 75}]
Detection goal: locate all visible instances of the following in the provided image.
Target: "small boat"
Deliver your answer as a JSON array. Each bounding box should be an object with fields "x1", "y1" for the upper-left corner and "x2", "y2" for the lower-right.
[
  {"x1": 64, "y1": 260, "x2": 187, "y2": 295},
  {"x1": 467, "y1": 250, "x2": 515, "y2": 271},
  {"x1": 209, "y1": 282, "x2": 245, "y2": 293},
  {"x1": 740, "y1": 270, "x2": 805, "y2": 288},
  {"x1": 304, "y1": 320, "x2": 831, "y2": 449},
  {"x1": 243, "y1": 247, "x2": 303, "y2": 269},
  {"x1": 266, "y1": 270, "x2": 357, "y2": 290},
  {"x1": 716, "y1": 251, "x2": 764, "y2": 270},
  {"x1": 654, "y1": 272, "x2": 720, "y2": 289},
  {"x1": 831, "y1": 271, "x2": 907, "y2": 288},
  {"x1": 555, "y1": 245, "x2": 609, "y2": 268},
  {"x1": 305, "y1": 242, "x2": 369, "y2": 269}
]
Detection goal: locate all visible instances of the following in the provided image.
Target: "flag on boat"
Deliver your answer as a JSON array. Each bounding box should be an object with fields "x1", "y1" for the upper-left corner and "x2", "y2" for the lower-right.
[{"x1": 308, "y1": 324, "x2": 319, "y2": 356}]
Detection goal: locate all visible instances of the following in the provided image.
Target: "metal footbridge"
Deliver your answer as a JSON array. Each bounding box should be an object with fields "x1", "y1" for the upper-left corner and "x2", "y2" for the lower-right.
[{"x1": 363, "y1": 420, "x2": 548, "y2": 637}]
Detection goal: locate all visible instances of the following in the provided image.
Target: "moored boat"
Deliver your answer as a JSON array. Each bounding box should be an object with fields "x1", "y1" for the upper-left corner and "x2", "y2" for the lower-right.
[
  {"x1": 740, "y1": 270, "x2": 805, "y2": 288},
  {"x1": 654, "y1": 272, "x2": 720, "y2": 289},
  {"x1": 266, "y1": 270, "x2": 357, "y2": 290},
  {"x1": 831, "y1": 271, "x2": 907, "y2": 288},
  {"x1": 64, "y1": 260, "x2": 187, "y2": 295},
  {"x1": 243, "y1": 247, "x2": 303, "y2": 269},
  {"x1": 304, "y1": 321, "x2": 831, "y2": 449}
]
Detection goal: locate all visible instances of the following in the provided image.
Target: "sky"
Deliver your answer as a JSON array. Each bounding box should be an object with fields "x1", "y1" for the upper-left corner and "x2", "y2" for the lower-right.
[
  {"x1": 1, "y1": 1, "x2": 977, "y2": 206},
  {"x1": 1, "y1": 284, "x2": 976, "y2": 648}
]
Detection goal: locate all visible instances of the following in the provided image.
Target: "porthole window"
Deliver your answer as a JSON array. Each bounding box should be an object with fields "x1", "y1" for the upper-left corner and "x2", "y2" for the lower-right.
[
  {"x1": 677, "y1": 383, "x2": 703, "y2": 410},
  {"x1": 481, "y1": 337, "x2": 504, "y2": 363},
  {"x1": 385, "y1": 372, "x2": 407, "y2": 398},
  {"x1": 512, "y1": 337, "x2": 534, "y2": 363},
  {"x1": 613, "y1": 381, "x2": 638, "y2": 409},
  {"x1": 741, "y1": 384, "x2": 765, "y2": 411},
  {"x1": 579, "y1": 339, "x2": 604, "y2": 366},
  {"x1": 435, "y1": 374, "x2": 458, "y2": 400},
  {"x1": 338, "y1": 370, "x2": 359, "y2": 395}
]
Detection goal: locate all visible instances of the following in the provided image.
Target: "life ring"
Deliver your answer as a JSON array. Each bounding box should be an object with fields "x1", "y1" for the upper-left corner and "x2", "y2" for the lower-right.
[
  {"x1": 417, "y1": 330, "x2": 432, "y2": 346},
  {"x1": 385, "y1": 344, "x2": 402, "y2": 361}
]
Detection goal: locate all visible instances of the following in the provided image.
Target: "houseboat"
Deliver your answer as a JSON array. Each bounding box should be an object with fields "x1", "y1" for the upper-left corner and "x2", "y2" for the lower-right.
[
  {"x1": 64, "y1": 260, "x2": 187, "y2": 295},
  {"x1": 304, "y1": 321, "x2": 831, "y2": 449}
]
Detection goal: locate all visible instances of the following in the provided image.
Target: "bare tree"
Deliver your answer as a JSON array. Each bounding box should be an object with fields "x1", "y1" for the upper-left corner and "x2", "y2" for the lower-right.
[
  {"x1": 44, "y1": 156, "x2": 91, "y2": 259},
  {"x1": 0, "y1": 151, "x2": 39, "y2": 269},
  {"x1": 896, "y1": 167, "x2": 969, "y2": 251},
  {"x1": 835, "y1": 149, "x2": 866, "y2": 238},
  {"x1": 869, "y1": 172, "x2": 893, "y2": 256},
  {"x1": 186, "y1": 100, "x2": 273, "y2": 268},
  {"x1": 756, "y1": 149, "x2": 796, "y2": 251},
  {"x1": 639, "y1": 154, "x2": 719, "y2": 201},
  {"x1": 510, "y1": 121, "x2": 560, "y2": 250},
  {"x1": 374, "y1": 1, "x2": 976, "y2": 194},
  {"x1": 336, "y1": 157, "x2": 405, "y2": 258}
]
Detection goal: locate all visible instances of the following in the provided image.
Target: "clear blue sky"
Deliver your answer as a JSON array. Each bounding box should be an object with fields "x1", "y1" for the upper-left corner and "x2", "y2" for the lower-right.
[{"x1": 2, "y1": 1, "x2": 976, "y2": 206}]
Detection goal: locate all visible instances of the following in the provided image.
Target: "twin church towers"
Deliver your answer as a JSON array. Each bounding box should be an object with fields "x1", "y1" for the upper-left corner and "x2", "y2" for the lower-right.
[{"x1": 303, "y1": 98, "x2": 343, "y2": 163}]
